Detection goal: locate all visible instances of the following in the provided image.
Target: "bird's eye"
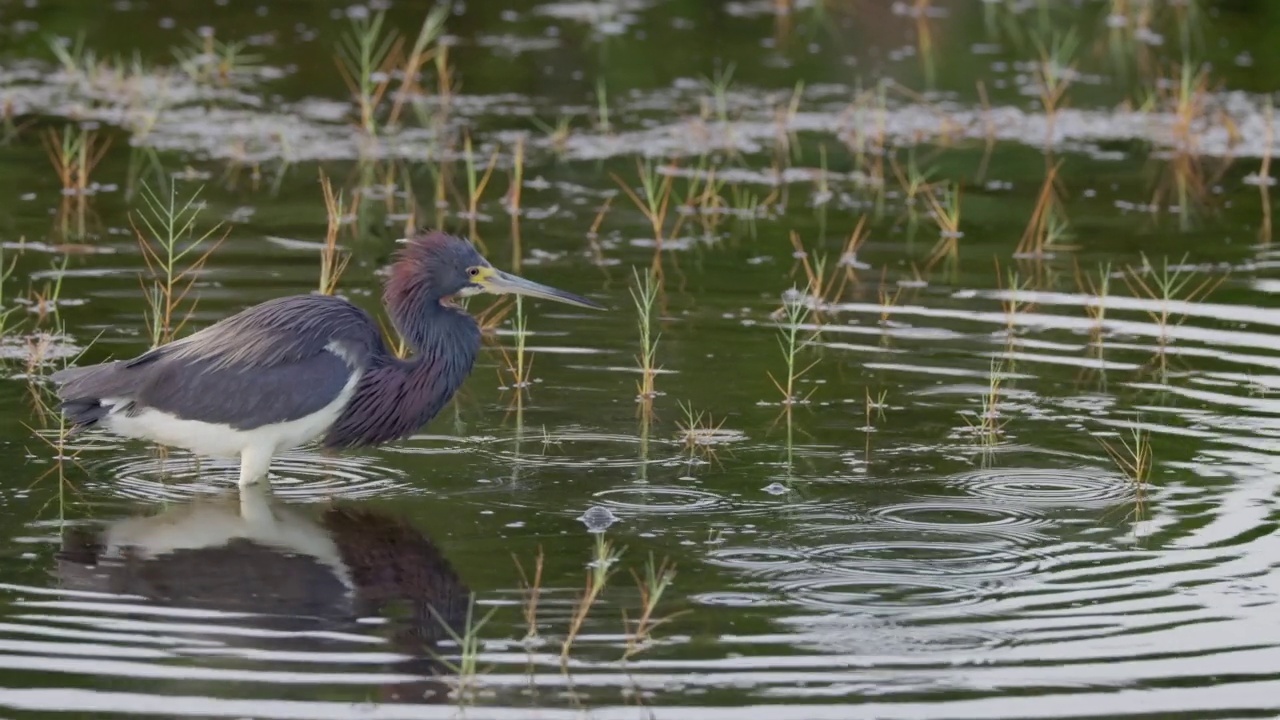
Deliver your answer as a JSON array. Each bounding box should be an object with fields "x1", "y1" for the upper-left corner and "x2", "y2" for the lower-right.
[{"x1": 467, "y1": 267, "x2": 480, "y2": 277}]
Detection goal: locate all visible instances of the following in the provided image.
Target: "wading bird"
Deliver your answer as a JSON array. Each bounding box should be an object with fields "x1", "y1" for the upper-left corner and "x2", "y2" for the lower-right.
[{"x1": 51, "y1": 231, "x2": 604, "y2": 487}]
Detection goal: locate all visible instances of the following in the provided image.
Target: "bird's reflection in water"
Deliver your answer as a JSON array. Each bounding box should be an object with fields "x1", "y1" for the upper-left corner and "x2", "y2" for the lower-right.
[{"x1": 54, "y1": 482, "x2": 470, "y2": 704}]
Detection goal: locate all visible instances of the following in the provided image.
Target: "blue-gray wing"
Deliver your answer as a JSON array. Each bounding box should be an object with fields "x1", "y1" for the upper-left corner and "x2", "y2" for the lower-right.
[{"x1": 54, "y1": 294, "x2": 384, "y2": 431}]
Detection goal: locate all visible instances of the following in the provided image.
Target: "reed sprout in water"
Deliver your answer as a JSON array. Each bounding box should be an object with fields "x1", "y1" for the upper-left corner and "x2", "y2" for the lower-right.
[
  {"x1": 630, "y1": 266, "x2": 661, "y2": 402},
  {"x1": 172, "y1": 29, "x2": 262, "y2": 88},
  {"x1": 996, "y1": 262, "x2": 1036, "y2": 335},
  {"x1": 561, "y1": 532, "x2": 623, "y2": 665},
  {"x1": 0, "y1": 248, "x2": 18, "y2": 340},
  {"x1": 769, "y1": 288, "x2": 818, "y2": 407},
  {"x1": 427, "y1": 593, "x2": 497, "y2": 704},
  {"x1": 388, "y1": 5, "x2": 450, "y2": 129},
  {"x1": 923, "y1": 181, "x2": 963, "y2": 271},
  {"x1": 1122, "y1": 253, "x2": 1226, "y2": 343},
  {"x1": 131, "y1": 183, "x2": 227, "y2": 347},
  {"x1": 1075, "y1": 260, "x2": 1112, "y2": 341},
  {"x1": 43, "y1": 124, "x2": 111, "y2": 197},
  {"x1": 513, "y1": 546, "x2": 545, "y2": 643},
  {"x1": 622, "y1": 553, "x2": 679, "y2": 660},
  {"x1": 864, "y1": 387, "x2": 888, "y2": 429},
  {"x1": 1032, "y1": 29, "x2": 1078, "y2": 143},
  {"x1": 1015, "y1": 159, "x2": 1072, "y2": 257},
  {"x1": 317, "y1": 171, "x2": 353, "y2": 296},
  {"x1": 1097, "y1": 420, "x2": 1152, "y2": 518},
  {"x1": 462, "y1": 133, "x2": 498, "y2": 250},
  {"x1": 699, "y1": 62, "x2": 736, "y2": 125},
  {"x1": 614, "y1": 159, "x2": 674, "y2": 270},
  {"x1": 501, "y1": 297, "x2": 534, "y2": 390},
  {"x1": 335, "y1": 9, "x2": 399, "y2": 139},
  {"x1": 962, "y1": 356, "x2": 1008, "y2": 448},
  {"x1": 676, "y1": 400, "x2": 728, "y2": 464}
]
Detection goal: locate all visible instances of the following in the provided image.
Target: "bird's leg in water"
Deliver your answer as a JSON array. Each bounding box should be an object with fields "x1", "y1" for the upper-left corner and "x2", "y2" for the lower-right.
[
  {"x1": 237, "y1": 446, "x2": 273, "y2": 488},
  {"x1": 238, "y1": 478, "x2": 275, "y2": 527}
]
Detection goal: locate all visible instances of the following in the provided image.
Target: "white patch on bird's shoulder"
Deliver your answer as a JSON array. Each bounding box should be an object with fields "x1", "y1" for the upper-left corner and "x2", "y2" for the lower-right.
[
  {"x1": 102, "y1": 346, "x2": 362, "y2": 462},
  {"x1": 325, "y1": 339, "x2": 361, "y2": 368}
]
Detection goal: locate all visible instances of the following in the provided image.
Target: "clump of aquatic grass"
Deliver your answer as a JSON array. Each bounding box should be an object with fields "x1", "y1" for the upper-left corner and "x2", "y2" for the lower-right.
[
  {"x1": 0, "y1": 248, "x2": 17, "y2": 333},
  {"x1": 630, "y1": 267, "x2": 661, "y2": 401},
  {"x1": 531, "y1": 114, "x2": 574, "y2": 154},
  {"x1": 512, "y1": 546, "x2": 545, "y2": 643},
  {"x1": 837, "y1": 215, "x2": 871, "y2": 289},
  {"x1": 1015, "y1": 160, "x2": 1072, "y2": 257},
  {"x1": 876, "y1": 267, "x2": 904, "y2": 326},
  {"x1": 995, "y1": 262, "x2": 1036, "y2": 334},
  {"x1": 1032, "y1": 30, "x2": 1078, "y2": 143},
  {"x1": 24, "y1": 255, "x2": 69, "y2": 327},
  {"x1": 2, "y1": 95, "x2": 33, "y2": 145},
  {"x1": 768, "y1": 288, "x2": 818, "y2": 406},
  {"x1": 505, "y1": 135, "x2": 527, "y2": 252},
  {"x1": 427, "y1": 593, "x2": 497, "y2": 704},
  {"x1": 787, "y1": 232, "x2": 833, "y2": 312},
  {"x1": 675, "y1": 401, "x2": 728, "y2": 463},
  {"x1": 594, "y1": 77, "x2": 610, "y2": 132},
  {"x1": 334, "y1": 8, "x2": 450, "y2": 139},
  {"x1": 132, "y1": 184, "x2": 227, "y2": 347},
  {"x1": 43, "y1": 124, "x2": 111, "y2": 197},
  {"x1": 389, "y1": 6, "x2": 450, "y2": 129},
  {"x1": 335, "y1": 9, "x2": 401, "y2": 138},
  {"x1": 586, "y1": 195, "x2": 614, "y2": 266},
  {"x1": 561, "y1": 532, "x2": 624, "y2": 665},
  {"x1": 1097, "y1": 420, "x2": 1152, "y2": 516},
  {"x1": 461, "y1": 133, "x2": 499, "y2": 250},
  {"x1": 317, "y1": 171, "x2": 353, "y2": 296},
  {"x1": 46, "y1": 32, "x2": 95, "y2": 79},
  {"x1": 614, "y1": 159, "x2": 674, "y2": 272},
  {"x1": 622, "y1": 553, "x2": 679, "y2": 660},
  {"x1": 770, "y1": 80, "x2": 804, "y2": 166},
  {"x1": 499, "y1": 298, "x2": 534, "y2": 390},
  {"x1": 962, "y1": 357, "x2": 1008, "y2": 447},
  {"x1": 908, "y1": 0, "x2": 938, "y2": 86},
  {"x1": 864, "y1": 387, "x2": 888, "y2": 428},
  {"x1": 1122, "y1": 253, "x2": 1226, "y2": 344},
  {"x1": 699, "y1": 63, "x2": 736, "y2": 124},
  {"x1": 923, "y1": 181, "x2": 963, "y2": 270},
  {"x1": 1075, "y1": 260, "x2": 1112, "y2": 342},
  {"x1": 1146, "y1": 61, "x2": 1213, "y2": 153},
  {"x1": 172, "y1": 29, "x2": 261, "y2": 87}
]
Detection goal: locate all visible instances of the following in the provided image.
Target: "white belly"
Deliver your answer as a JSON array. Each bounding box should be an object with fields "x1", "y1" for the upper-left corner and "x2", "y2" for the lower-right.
[{"x1": 102, "y1": 371, "x2": 360, "y2": 460}]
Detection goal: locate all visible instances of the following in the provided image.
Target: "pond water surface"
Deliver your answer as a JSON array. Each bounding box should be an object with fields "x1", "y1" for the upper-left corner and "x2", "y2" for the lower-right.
[{"x1": 1, "y1": 1, "x2": 1280, "y2": 718}]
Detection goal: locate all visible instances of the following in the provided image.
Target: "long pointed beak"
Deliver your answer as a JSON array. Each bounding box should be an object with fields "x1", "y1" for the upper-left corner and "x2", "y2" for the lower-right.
[{"x1": 482, "y1": 269, "x2": 605, "y2": 310}]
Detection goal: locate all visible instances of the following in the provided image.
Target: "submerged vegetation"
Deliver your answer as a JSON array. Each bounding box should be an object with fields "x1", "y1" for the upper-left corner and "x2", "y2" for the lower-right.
[{"x1": 0, "y1": 0, "x2": 1275, "y2": 715}]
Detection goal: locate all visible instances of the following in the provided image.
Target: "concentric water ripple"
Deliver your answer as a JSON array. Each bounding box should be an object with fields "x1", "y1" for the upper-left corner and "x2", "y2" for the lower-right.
[
  {"x1": 945, "y1": 467, "x2": 1133, "y2": 509},
  {"x1": 477, "y1": 431, "x2": 686, "y2": 469},
  {"x1": 866, "y1": 500, "x2": 1051, "y2": 532},
  {"x1": 81, "y1": 448, "x2": 416, "y2": 501},
  {"x1": 591, "y1": 485, "x2": 729, "y2": 514}
]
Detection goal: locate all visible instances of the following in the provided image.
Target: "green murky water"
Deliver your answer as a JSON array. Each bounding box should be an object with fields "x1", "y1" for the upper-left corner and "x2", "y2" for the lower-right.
[{"x1": 2, "y1": 0, "x2": 1280, "y2": 717}]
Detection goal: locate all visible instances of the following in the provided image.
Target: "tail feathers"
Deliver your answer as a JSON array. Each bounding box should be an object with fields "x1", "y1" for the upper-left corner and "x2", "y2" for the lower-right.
[
  {"x1": 49, "y1": 361, "x2": 138, "y2": 431},
  {"x1": 59, "y1": 398, "x2": 113, "y2": 432}
]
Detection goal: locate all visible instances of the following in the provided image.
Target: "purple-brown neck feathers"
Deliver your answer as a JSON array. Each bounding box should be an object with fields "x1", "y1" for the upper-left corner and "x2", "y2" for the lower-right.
[
  {"x1": 324, "y1": 232, "x2": 482, "y2": 448},
  {"x1": 384, "y1": 232, "x2": 449, "y2": 310},
  {"x1": 382, "y1": 232, "x2": 460, "y2": 350}
]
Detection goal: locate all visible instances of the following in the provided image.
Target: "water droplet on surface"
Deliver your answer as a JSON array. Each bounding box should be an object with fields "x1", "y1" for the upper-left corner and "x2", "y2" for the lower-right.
[{"x1": 578, "y1": 505, "x2": 618, "y2": 532}]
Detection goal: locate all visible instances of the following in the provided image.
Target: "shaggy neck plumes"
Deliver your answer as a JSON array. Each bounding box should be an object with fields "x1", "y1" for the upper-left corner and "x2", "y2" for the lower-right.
[{"x1": 383, "y1": 268, "x2": 455, "y2": 356}]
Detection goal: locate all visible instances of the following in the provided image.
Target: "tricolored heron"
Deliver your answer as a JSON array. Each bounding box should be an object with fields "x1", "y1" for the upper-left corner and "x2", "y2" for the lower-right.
[{"x1": 50, "y1": 231, "x2": 604, "y2": 486}]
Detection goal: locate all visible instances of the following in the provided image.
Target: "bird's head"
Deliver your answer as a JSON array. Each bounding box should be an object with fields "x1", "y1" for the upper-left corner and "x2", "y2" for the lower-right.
[{"x1": 390, "y1": 231, "x2": 604, "y2": 310}]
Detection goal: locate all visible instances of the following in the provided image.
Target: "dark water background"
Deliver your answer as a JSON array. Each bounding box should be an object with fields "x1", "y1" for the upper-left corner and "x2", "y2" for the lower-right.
[{"x1": 2, "y1": 0, "x2": 1280, "y2": 717}]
